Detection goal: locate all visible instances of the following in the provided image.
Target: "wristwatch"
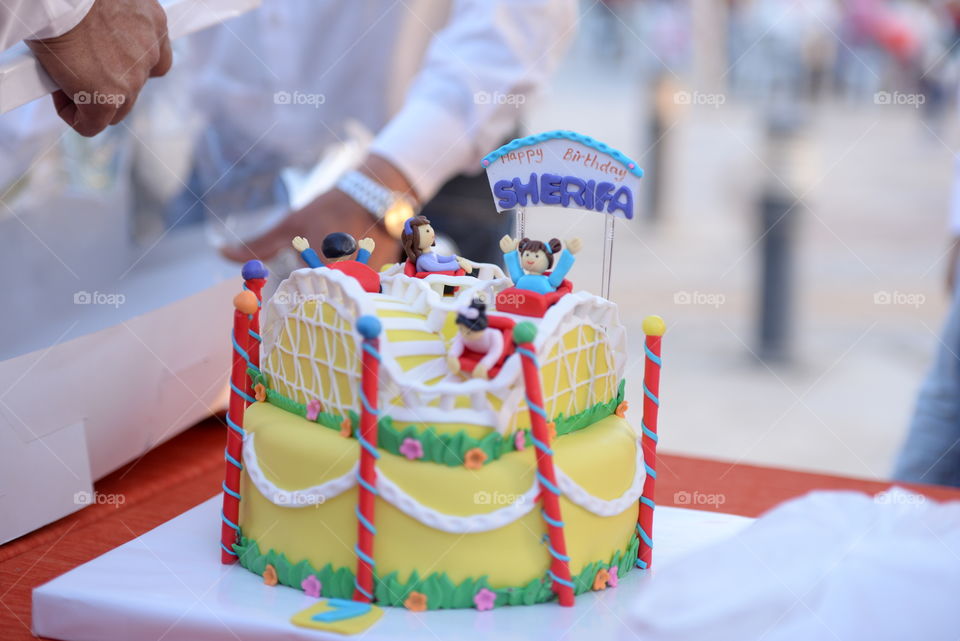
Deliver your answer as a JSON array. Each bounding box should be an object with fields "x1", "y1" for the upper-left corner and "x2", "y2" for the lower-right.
[{"x1": 336, "y1": 170, "x2": 417, "y2": 239}]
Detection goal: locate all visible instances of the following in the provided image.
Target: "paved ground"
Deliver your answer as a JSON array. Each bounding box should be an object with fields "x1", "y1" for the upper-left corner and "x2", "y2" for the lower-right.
[{"x1": 523, "y1": 56, "x2": 956, "y2": 480}]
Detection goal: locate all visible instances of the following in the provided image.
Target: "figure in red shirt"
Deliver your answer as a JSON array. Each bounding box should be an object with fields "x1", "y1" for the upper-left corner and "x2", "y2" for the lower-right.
[{"x1": 292, "y1": 233, "x2": 380, "y2": 293}]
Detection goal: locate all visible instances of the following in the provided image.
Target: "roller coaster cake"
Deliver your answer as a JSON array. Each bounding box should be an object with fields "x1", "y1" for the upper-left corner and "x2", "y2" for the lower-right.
[{"x1": 218, "y1": 132, "x2": 664, "y2": 631}]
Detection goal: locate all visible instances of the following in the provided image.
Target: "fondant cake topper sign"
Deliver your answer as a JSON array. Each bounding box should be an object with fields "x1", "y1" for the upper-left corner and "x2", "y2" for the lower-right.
[{"x1": 481, "y1": 131, "x2": 644, "y2": 220}]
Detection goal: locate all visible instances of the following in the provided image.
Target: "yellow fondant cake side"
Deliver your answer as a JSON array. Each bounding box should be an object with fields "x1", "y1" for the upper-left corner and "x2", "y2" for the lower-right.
[{"x1": 239, "y1": 402, "x2": 639, "y2": 588}]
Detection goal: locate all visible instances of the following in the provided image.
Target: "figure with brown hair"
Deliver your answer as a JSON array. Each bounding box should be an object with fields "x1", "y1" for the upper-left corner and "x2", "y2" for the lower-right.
[
  {"x1": 499, "y1": 234, "x2": 582, "y2": 294},
  {"x1": 402, "y1": 216, "x2": 473, "y2": 274}
]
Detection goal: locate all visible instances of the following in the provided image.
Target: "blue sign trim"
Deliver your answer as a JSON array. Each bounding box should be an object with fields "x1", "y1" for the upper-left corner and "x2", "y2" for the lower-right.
[{"x1": 481, "y1": 130, "x2": 644, "y2": 178}]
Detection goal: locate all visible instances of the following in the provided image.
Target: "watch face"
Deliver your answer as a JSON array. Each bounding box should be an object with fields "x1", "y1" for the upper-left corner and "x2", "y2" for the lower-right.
[{"x1": 383, "y1": 200, "x2": 415, "y2": 239}]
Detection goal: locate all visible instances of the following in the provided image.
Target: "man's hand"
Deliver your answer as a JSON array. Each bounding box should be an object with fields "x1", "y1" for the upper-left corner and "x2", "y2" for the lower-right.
[
  {"x1": 291, "y1": 236, "x2": 310, "y2": 252},
  {"x1": 358, "y1": 237, "x2": 376, "y2": 254},
  {"x1": 27, "y1": 0, "x2": 172, "y2": 137},
  {"x1": 499, "y1": 234, "x2": 519, "y2": 253},
  {"x1": 223, "y1": 154, "x2": 413, "y2": 269},
  {"x1": 223, "y1": 188, "x2": 397, "y2": 268},
  {"x1": 566, "y1": 237, "x2": 583, "y2": 254},
  {"x1": 472, "y1": 363, "x2": 489, "y2": 380}
]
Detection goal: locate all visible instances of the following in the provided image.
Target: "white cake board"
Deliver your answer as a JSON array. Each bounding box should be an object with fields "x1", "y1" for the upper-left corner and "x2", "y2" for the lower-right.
[{"x1": 33, "y1": 497, "x2": 753, "y2": 641}]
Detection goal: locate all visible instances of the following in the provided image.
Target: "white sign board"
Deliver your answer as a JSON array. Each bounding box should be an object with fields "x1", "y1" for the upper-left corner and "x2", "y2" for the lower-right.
[{"x1": 482, "y1": 131, "x2": 644, "y2": 220}]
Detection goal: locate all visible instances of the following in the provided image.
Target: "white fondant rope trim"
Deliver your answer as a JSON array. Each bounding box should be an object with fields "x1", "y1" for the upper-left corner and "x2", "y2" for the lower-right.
[
  {"x1": 376, "y1": 469, "x2": 540, "y2": 533},
  {"x1": 244, "y1": 434, "x2": 358, "y2": 507},
  {"x1": 243, "y1": 434, "x2": 645, "y2": 529},
  {"x1": 555, "y1": 441, "x2": 645, "y2": 517}
]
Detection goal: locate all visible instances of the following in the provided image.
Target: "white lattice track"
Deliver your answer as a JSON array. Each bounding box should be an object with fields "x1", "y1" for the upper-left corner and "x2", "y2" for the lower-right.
[{"x1": 260, "y1": 267, "x2": 627, "y2": 433}]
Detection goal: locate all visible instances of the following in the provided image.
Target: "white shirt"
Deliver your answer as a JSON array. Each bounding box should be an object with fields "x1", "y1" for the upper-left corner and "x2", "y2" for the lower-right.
[
  {"x1": 0, "y1": 0, "x2": 93, "y2": 49},
  {"x1": 0, "y1": 0, "x2": 576, "y2": 203},
  {"x1": 181, "y1": 0, "x2": 577, "y2": 201}
]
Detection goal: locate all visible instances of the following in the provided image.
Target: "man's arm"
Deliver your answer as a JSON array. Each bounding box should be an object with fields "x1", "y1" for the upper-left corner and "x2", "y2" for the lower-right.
[
  {"x1": 369, "y1": 0, "x2": 577, "y2": 203},
  {"x1": 222, "y1": 0, "x2": 576, "y2": 266}
]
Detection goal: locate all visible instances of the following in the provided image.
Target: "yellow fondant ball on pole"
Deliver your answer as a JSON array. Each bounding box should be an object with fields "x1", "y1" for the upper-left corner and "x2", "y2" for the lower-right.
[{"x1": 642, "y1": 315, "x2": 666, "y2": 337}]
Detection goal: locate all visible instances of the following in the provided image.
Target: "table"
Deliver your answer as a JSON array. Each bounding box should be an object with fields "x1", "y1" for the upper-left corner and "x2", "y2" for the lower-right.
[{"x1": 4, "y1": 416, "x2": 960, "y2": 640}]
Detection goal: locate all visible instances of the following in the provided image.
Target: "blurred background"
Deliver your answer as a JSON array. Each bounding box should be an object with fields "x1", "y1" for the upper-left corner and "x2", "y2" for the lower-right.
[
  {"x1": 2, "y1": 0, "x2": 959, "y2": 488},
  {"x1": 529, "y1": 0, "x2": 960, "y2": 479}
]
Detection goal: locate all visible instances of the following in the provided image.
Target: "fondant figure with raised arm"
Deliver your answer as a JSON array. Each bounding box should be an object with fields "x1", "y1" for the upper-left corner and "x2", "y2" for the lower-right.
[
  {"x1": 447, "y1": 299, "x2": 504, "y2": 380},
  {"x1": 292, "y1": 233, "x2": 380, "y2": 293},
  {"x1": 499, "y1": 235, "x2": 582, "y2": 294},
  {"x1": 401, "y1": 216, "x2": 473, "y2": 276}
]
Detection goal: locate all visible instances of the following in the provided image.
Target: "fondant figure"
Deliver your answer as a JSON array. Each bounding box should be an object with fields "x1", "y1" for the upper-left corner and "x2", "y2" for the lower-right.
[
  {"x1": 499, "y1": 235, "x2": 582, "y2": 294},
  {"x1": 447, "y1": 298, "x2": 503, "y2": 380},
  {"x1": 292, "y1": 233, "x2": 380, "y2": 293},
  {"x1": 401, "y1": 216, "x2": 473, "y2": 274}
]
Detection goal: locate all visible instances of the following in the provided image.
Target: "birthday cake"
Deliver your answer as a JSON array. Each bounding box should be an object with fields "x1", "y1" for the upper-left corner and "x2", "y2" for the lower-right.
[{"x1": 219, "y1": 132, "x2": 663, "y2": 622}]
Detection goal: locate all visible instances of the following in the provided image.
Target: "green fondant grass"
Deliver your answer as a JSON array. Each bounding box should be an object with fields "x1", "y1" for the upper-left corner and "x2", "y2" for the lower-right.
[
  {"x1": 247, "y1": 368, "x2": 626, "y2": 468},
  {"x1": 233, "y1": 530, "x2": 641, "y2": 610}
]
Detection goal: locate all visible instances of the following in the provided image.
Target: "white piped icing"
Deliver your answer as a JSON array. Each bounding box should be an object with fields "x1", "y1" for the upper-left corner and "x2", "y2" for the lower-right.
[{"x1": 243, "y1": 433, "x2": 644, "y2": 531}]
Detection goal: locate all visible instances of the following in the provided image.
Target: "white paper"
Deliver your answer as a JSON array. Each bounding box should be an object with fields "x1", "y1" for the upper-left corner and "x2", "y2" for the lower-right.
[{"x1": 624, "y1": 488, "x2": 960, "y2": 641}]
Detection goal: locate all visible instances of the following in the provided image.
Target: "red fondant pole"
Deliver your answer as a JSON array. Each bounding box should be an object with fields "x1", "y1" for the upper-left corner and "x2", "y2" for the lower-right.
[
  {"x1": 242, "y1": 261, "x2": 267, "y2": 370},
  {"x1": 221, "y1": 290, "x2": 259, "y2": 563},
  {"x1": 637, "y1": 315, "x2": 665, "y2": 570},
  {"x1": 353, "y1": 316, "x2": 382, "y2": 602},
  {"x1": 514, "y1": 322, "x2": 575, "y2": 607}
]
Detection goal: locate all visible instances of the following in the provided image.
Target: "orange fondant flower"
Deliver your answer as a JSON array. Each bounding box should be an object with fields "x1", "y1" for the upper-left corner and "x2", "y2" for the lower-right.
[
  {"x1": 254, "y1": 383, "x2": 267, "y2": 402},
  {"x1": 340, "y1": 417, "x2": 352, "y2": 438},
  {"x1": 615, "y1": 401, "x2": 629, "y2": 418},
  {"x1": 263, "y1": 563, "x2": 278, "y2": 586},
  {"x1": 404, "y1": 590, "x2": 428, "y2": 612},
  {"x1": 547, "y1": 421, "x2": 557, "y2": 444},
  {"x1": 464, "y1": 448, "x2": 487, "y2": 470},
  {"x1": 593, "y1": 568, "x2": 610, "y2": 591}
]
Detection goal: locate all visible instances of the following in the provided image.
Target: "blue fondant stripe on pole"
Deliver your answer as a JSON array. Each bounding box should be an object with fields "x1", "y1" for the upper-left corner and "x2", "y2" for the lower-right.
[
  {"x1": 224, "y1": 447, "x2": 243, "y2": 470},
  {"x1": 515, "y1": 347, "x2": 539, "y2": 366},
  {"x1": 222, "y1": 482, "x2": 241, "y2": 501},
  {"x1": 641, "y1": 423, "x2": 659, "y2": 442},
  {"x1": 541, "y1": 509, "x2": 564, "y2": 528},
  {"x1": 221, "y1": 511, "x2": 240, "y2": 532},
  {"x1": 548, "y1": 570, "x2": 576, "y2": 589},
  {"x1": 536, "y1": 470, "x2": 561, "y2": 496},
  {"x1": 231, "y1": 382, "x2": 256, "y2": 404},
  {"x1": 643, "y1": 383, "x2": 660, "y2": 406},
  {"x1": 226, "y1": 414, "x2": 245, "y2": 437},
  {"x1": 356, "y1": 506, "x2": 377, "y2": 535},
  {"x1": 644, "y1": 344, "x2": 662, "y2": 366},
  {"x1": 357, "y1": 474, "x2": 378, "y2": 496},
  {"x1": 232, "y1": 330, "x2": 251, "y2": 366}
]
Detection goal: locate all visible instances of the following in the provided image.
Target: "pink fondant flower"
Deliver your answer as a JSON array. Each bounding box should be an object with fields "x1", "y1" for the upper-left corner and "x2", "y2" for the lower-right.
[
  {"x1": 301, "y1": 574, "x2": 322, "y2": 598},
  {"x1": 399, "y1": 437, "x2": 424, "y2": 460},
  {"x1": 514, "y1": 431, "x2": 526, "y2": 451},
  {"x1": 607, "y1": 565, "x2": 619, "y2": 588},
  {"x1": 473, "y1": 587, "x2": 497, "y2": 611},
  {"x1": 305, "y1": 399, "x2": 323, "y2": 421}
]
